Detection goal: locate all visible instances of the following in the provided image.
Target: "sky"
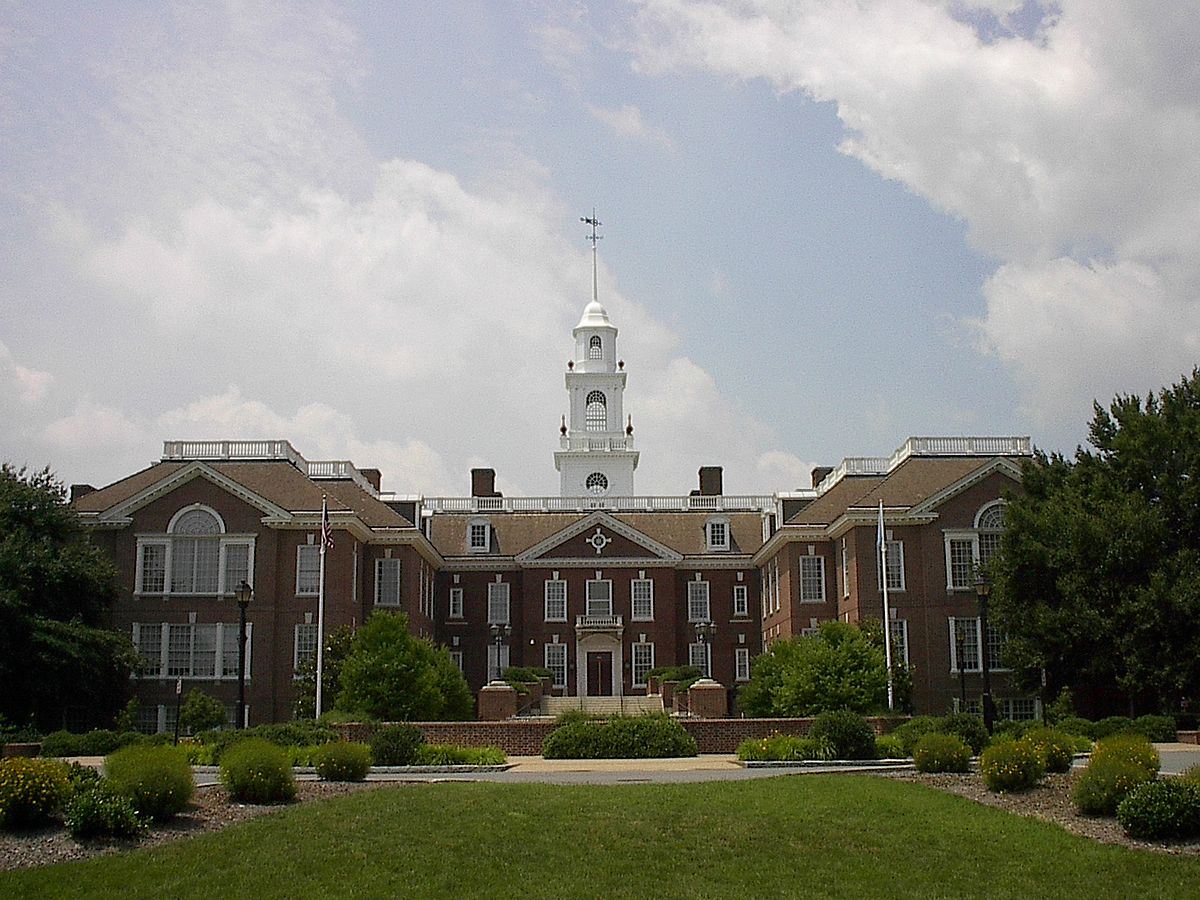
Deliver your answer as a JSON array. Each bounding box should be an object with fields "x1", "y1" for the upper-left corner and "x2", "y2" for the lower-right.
[{"x1": 2, "y1": 1, "x2": 1198, "y2": 498}]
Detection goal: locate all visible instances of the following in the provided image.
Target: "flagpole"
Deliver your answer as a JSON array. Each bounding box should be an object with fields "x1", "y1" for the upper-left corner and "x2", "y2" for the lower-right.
[
  {"x1": 879, "y1": 500, "x2": 894, "y2": 711},
  {"x1": 316, "y1": 494, "x2": 328, "y2": 719}
]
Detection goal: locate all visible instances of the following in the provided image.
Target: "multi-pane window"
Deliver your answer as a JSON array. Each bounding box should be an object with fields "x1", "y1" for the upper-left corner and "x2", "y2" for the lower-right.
[
  {"x1": 585, "y1": 472, "x2": 608, "y2": 495},
  {"x1": 689, "y1": 642, "x2": 711, "y2": 677},
  {"x1": 841, "y1": 539, "x2": 850, "y2": 597},
  {"x1": 487, "y1": 582, "x2": 510, "y2": 624},
  {"x1": 632, "y1": 642, "x2": 654, "y2": 686},
  {"x1": 136, "y1": 509, "x2": 252, "y2": 596},
  {"x1": 880, "y1": 540, "x2": 905, "y2": 592},
  {"x1": 545, "y1": 580, "x2": 567, "y2": 621},
  {"x1": 468, "y1": 520, "x2": 490, "y2": 553},
  {"x1": 136, "y1": 622, "x2": 248, "y2": 680},
  {"x1": 294, "y1": 623, "x2": 318, "y2": 670},
  {"x1": 978, "y1": 503, "x2": 1005, "y2": 568},
  {"x1": 631, "y1": 579, "x2": 654, "y2": 620},
  {"x1": 800, "y1": 556, "x2": 825, "y2": 603},
  {"x1": 735, "y1": 647, "x2": 751, "y2": 681},
  {"x1": 222, "y1": 626, "x2": 241, "y2": 678},
  {"x1": 1000, "y1": 697, "x2": 1038, "y2": 721},
  {"x1": 986, "y1": 623, "x2": 1008, "y2": 670},
  {"x1": 296, "y1": 545, "x2": 321, "y2": 595},
  {"x1": 449, "y1": 650, "x2": 464, "y2": 672},
  {"x1": 588, "y1": 335, "x2": 603, "y2": 359},
  {"x1": 223, "y1": 543, "x2": 250, "y2": 593},
  {"x1": 707, "y1": 519, "x2": 729, "y2": 551},
  {"x1": 449, "y1": 587, "x2": 464, "y2": 619},
  {"x1": 545, "y1": 644, "x2": 567, "y2": 688},
  {"x1": 586, "y1": 579, "x2": 612, "y2": 617},
  {"x1": 889, "y1": 619, "x2": 909, "y2": 666},
  {"x1": 135, "y1": 623, "x2": 161, "y2": 676},
  {"x1": 733, "y1": 585, "x2": 748, "y2": 617},
  {"x1": 950, "y1": 617, "x2": 980, "y2": 672},
  {"x1": 487, "y1": 642, "x2": 510, "y2": 681},
  {"x1": 687, "y1": 580, "x2": 711, "y2": 622},
  {"x1": 138, "y1": 544, "x2": 166, "y2": 593},
  {"x1": 947, "y1": 538, "x2": 975, "y2": 590},
  {"x1": 585, "y1": 391, "x2": 607, "y2": 431},
  {"x1": 375, "y1": 558, "x2": 401, "y2": 606}
]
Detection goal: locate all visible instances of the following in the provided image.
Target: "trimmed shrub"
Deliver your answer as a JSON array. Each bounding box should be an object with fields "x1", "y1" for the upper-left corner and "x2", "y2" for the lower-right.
[
  {"x1": 105, "y1": 745, "x2": 194, "y2": 821},
  {"x1": 413, "y1": 744, "x2": 506, "y2": 766},
  {"x1": 913, "y1": 733, "x2": 971, "y2": 773},
  {"x1": 1093, "y1": 716, "x2": 1136, "y2": 740},
  {"x1": 874, "y1": 734, "x2": 906, "y2": 760},
  {"x1": 65, "y1": 782, "x2": 149, "y2": 838},
  {"x1": 1055, "y1": 716, "x2": 1096, "y2": 739},
  {"x1": 736, "y1": 734, "x2": 835, "y2": 762},
  {"x1": 220, "y1": 739, "x2": 296, "y2": 804},
  {"x1": 369, "y1": 724, "x2": 426, "y2": 766},
  {"x1": 1181, "y1": 764, "x2": 1200, "y2": 787},
  {"x1": 809, "y1": 710, "x2": 876, "y2": 760},
  {"x1": 78, "y1": 730, "x2": 122, "y2": 756},
  {"x1": 0, "y1": 757, "x2": 70, "y2": 828},
  {"x1": 542, "y1": 715, "x2": 697, "y2": 759},
  {"x1": 646, "y1": 665, "x2": 704, "y2": 692},
  {"x1": 1117, "y1": 779, "x2": 1200, "y2": 839},
  {"x1": 40, "y1": 730, "x2": 84, "y2": 758},
  {"x1": 1021, "y1": 727, "x2": 1076, "y2": 774},
  {"x1": 202, "y1": 721, "x2": 340, "y2": 763},
  {"x1": 1132, "y1": 715, "x2": 1178, "y2": 743},
  {"x1": 1072, "y1": 735, "x2": 1160, "y2": 815},
  {"x1": 941, "y1": 713, "x2": 989, "y2": 755},
  {"x1": 991, "y1": 720, "x2": 1038, "y2": 742},
  {"x1": 313, "y1": 742, "x2": 372, "y2": 782},
  {"x1": 890, "y1": 716, "x2": 942, "y2": 756},
  {"x1": 980, "y1": 737, "x2": 1045, "y2": 792}
]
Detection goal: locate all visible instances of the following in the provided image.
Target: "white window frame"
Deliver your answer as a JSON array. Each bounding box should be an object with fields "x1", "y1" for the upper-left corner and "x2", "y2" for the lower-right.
[
  {"x1": 631, "y1": 578, "x2": 654, "y2": 621},
  {"x1": 733, "y1": 584, "x2": 748, "y2": 618},
  {"x1": 841, "y1": 538, "x2": 850, "y2": 598},
  {"x1": 448, "y1": 587, "x2": 464, "y2": 619},
  {"x1": 467, "y1": 518, "x2": 491, "y2": 554},
  {"x1": 136, "y1": 540, "x2": 168, "y2": 594},
  {"x1": 449, "y1": 650, "x2": 464, "y2": 672},
  {"x1": 296, "y1": 544, "x2": 321, "y2": 596},
  {"x1": 544, "y1": 579, "x2": 568, "y2": 622},
  {"x1": 944, "y1": 534, "x2": 978, "y2": 591},
  {"x1": 688, "y1": 642, "x2": 712, "y2": 677},
  {"x1": 706, "y1": 517, "x2": 730, "y2": 551},
  {"x1": 632, "y1": 642, "x2": 655, "y2": 686},
  {"x1": 375, "y1": 558, "x2": 402, "y2": 606},
  {"x1": 545, "y1": 643, "x2": 567, "y2": 688},
  {"x1": 878, "y1": 540, "x2": 905, "y2": 593},
  {"x1": 735, "y1": 647, "x2": 751, "y2": 682},
  {"x1": 133, "y1": 621, "x2": 250, "y2": 681},
  {"x1": 687, "y1": 580, "x2": 711, "y2": 622},
  {"x1": 487, "y1": 642, "x2": 510, "y2": 681},
  {"x1": 800, "y1": 555, "x2": 825, "y2": 603},
  {"x1": 586, "y1": 579, "x2": 613, "y2": 617},
  {"x1": 949, "y1": 617, "x2": 981, "y2": 673},
  {"x1": 889, "y1": 619, "x2": 909, "y2": 666},
  {"x1": 294, "y1": 623, "x2": 318, "y2": 671},
  {"x1": 487, "y1": 582, "x2": 510, "y2": 625}
]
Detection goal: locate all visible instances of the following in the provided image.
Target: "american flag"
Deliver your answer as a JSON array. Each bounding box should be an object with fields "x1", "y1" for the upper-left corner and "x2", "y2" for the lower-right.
[{"x1": 321, "y1": 496, "x2": 335, "y2": 551}]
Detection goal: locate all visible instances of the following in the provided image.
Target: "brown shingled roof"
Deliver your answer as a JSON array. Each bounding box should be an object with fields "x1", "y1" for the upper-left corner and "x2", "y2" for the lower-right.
[
  {"x1": 848, "y1": 456, "x2": 996, "y2": 511},
  {"x1": 786, "y1": 475, "x2": 884, "y2": 526},
  {"x1": 72, "y1": 462, "x2": 186, "y2": 513}
]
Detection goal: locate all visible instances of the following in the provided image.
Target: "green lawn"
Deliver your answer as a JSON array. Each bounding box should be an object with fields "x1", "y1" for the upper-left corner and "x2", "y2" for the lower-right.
[{"x1": 4, "y1": 775, "x2": 1200, "y2": 898}]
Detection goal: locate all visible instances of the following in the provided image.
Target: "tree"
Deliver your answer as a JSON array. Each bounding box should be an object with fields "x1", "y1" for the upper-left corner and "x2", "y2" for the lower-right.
[
  {"x1": 337, "y1": 612, "x2": 473, "y2": 721},
  {"x1": 0, "y1": 464, "x2": 135, "y2": 730},
  {"x1": 292, "y1": 625, "x2": 353, "y2": 719},
  {"x1": 179, "y1": 689, "x2": 227, "y2": 733},
  {"x1": 739, "y1": 621, "x2": 891, "y2": 717},
  {"x1": 993, "y1": 369, "x2": 1200, "y2": 715}
]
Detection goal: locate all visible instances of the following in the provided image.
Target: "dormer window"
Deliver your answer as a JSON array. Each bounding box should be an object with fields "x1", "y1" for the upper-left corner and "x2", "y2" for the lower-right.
[
  {"x1": 706, "y1": 517, "x2": 730, "y2": 551},
  {"x1": 588, "y1": 335, "x2": 603, "y2": 359},
  {"x1": 468, "y1": 518, "x2": 491, "y2": 553}
]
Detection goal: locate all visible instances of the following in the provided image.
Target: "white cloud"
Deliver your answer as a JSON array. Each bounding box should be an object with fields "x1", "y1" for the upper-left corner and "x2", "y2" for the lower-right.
[
  {"x1": 587, "y1": 103, "x2": 676, "y2": 152},
  {"x1": 630, "y1": 0, "x2": 1200, "y2": 430},
  {"x1": 0, "y1": 340, "x2": 52, "y2": 404}
]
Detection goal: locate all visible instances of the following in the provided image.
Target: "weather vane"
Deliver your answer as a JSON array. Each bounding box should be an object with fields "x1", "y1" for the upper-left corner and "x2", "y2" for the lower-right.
[{"x1": 581, "y1": 209, "x2": 602, "y2": 303}]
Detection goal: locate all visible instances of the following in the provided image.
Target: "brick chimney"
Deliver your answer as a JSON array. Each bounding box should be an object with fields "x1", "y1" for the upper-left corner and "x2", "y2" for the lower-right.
[
  {"x1": 698, "y1": 466, "x2": 723, "y2": 496},
  {"x1": 471, "y1": 468, "x2": 500, "y2": 498},
  {"x1": 811, "y1": 466, "x2": 834, "y2": 489},
  {"x1": 359, "y1": 468, "x2": 382, "y2": 492},
  {"x1": 69, "y1": 484, "x2": 96, "y2": 503}
]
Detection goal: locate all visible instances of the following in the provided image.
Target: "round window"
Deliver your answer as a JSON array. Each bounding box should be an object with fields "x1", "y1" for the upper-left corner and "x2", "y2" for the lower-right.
[{"x1": 585, "y1": 472, "x2": 609, "y2": 495}]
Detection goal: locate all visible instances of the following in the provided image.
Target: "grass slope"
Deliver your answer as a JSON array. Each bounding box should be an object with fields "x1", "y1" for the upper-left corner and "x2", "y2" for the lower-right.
[{"x1": 4, "y1": 776, "x2": 1200, "y2": 899}]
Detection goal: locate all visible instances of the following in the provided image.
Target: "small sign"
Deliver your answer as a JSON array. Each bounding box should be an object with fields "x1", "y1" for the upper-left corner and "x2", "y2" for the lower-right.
[{"x1": 175, "y1": 678, "x2": 182, "y2": 696}]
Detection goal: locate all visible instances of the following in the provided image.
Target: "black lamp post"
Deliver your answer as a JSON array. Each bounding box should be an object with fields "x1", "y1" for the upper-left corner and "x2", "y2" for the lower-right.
[
  {"x1": 490, "y1": 623, "x2": 511, "y2": 682},
  {"x1": 975, "y1": 574, "x2": 995, "y2": 734},
  {"x1": 234, "y1": 580, "x2": 253, "y2": 729},
  {"x1": 694, "y1": 620, "x2": 717, "y2": 678}
]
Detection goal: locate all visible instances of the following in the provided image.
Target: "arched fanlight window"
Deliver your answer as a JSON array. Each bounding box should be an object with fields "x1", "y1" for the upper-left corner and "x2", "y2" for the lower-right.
[
  {"x1": 976, "y1": 502, "x2": 1006, "y2": 566},
  {"x1": 586, "y1": 472, "x2": 609, "y2": 495},
  {"x1": 169, "y1": 507, "x2": 222, "y2": 592},
  {"x1": 585, "y1": 390, "x2": 607, "y2": 431},
  {"x1": 172, "y1": 508, "x2": 221, "y2": 535},
  {"x1": 588, "y1": 335, "x2": 603, "y2": 359}
]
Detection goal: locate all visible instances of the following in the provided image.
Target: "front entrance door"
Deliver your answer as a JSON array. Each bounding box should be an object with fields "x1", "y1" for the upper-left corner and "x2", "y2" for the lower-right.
[{"x1": 586, "y1": 652, "x2": 612, "y2": 696}]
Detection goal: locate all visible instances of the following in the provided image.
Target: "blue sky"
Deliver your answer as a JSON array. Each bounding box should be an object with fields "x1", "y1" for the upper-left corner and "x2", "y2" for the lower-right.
[{"x1": 2, "y1": 1, "x2": 1197, "y2": 497}]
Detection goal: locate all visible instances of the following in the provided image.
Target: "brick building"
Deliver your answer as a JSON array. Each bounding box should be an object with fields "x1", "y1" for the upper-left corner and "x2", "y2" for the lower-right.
[{"x1": 73, "y1": 298, "x2": 1036, "y2": 728}]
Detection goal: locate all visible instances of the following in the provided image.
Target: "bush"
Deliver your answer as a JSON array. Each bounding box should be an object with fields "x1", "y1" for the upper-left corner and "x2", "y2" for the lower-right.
[
  {"x1": 890, "y1": 716, "x2": 942, "y2": 756},
  {"x1": 809, "y1": 710, "x2": 876, "y2": 760},
  {"x1": 1181, "y1": 764, "x2": 1200, "y2": 787},
  {"x1": 1117, "y1": 779, "x2": 1200, "y2": 839},
  {"x1": 369, "y1": 724, "x2": 426, "y2": 766},
  {"x1": 105, "y1": 745, "x2": 194, "y2": 821},
  {"x1": 63, "y1": 761, "x2": 103, "y2": 796},
  {"x1": 1072, "y1": 735, "x2": 1160, "y2": 815},
  {"x1": 220, "y1": 739, "x2": 296, "y2": 804},
  {"x1": 78, "y1": 729, "x2": 123, "y2": 756},
  {"x1": 913, "y1": 733, "x2": 971, "y2": 773},
  {"x1": 736, "y1": 734, "x2": 835, "y2": 762},
  {"x1": 1055, "y1": 716, "x2": 1096, "y2": 739},
  {"x1": 1132, "y1": 715, "x2": 1178, "y2": 742},
  {"x1": 179, "y1": 689, "x2": 228, "y2": 734},
  {"x1": 874, "y1": 734, "x2": 906, "y2": 759},
  {"x1": 40, "y1": 730, "x2": 84, "y2": 758},
  {"x1": 980, "y1": 737, "x2": 1045, "y2": 792},
  {"x1": 202, "y1": 721, "x2": 340, "y2": 763},
  {"x1": 413, "y1": 744, "x2": 506, "y2": 766},
  {"x1": 0, "y1": 757, "x2": 70, "y2": 828},
  {"x1": 991, "y1": 720, "x2": 1038, "y2": 742},
  {"x1": 940, "y1": 713, "x2": 989, "y2": 755},
  {"x1": 313, "y1": 742, "x2": 372, "y2": 782},
  {"x1": 542, "y1": 715, "x2": 697, "y2": 759},
  {"x1": 1093, "y1": 716, "x2": 1136, "y2": 740},
  {"x1": 1020, "y1": 727, "x2": 1076, "y2": 774},
  {"x1": 65, "y1": 782, "x2": 149, "y2": 838}
]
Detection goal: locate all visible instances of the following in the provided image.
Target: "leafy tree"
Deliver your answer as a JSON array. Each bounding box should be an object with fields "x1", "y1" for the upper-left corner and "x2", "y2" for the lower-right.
[
  {"x1": 179, "y1": 689, "x2": 227, "y2": 733},
  {"x1": 292, "y1": 625, "x2": 353, "y2": 719},
  {"x1": 337, "y1": 612, "x2": 473, "y2": 721},
  {"x1": 740, "y1": 621, "x2": 891, "y2": 717},
  {"x1": 0, "y1": 464, "x2": 135, "y2": 730},
  {"x1": 993, "y1": 370, "x2": 1200, "y2": 715}
]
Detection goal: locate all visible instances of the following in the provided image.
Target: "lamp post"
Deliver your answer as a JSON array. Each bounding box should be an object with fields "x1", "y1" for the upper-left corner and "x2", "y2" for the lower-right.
[
  {"x1": 490, "y1": 623, "x2": 511, "y2": 682},
  {"x1": 694, "y1": 620, "x2": 717, "y2": 678},
  {"x1": 975, "y1": 574, "x2": 995, "y2": 734},
  {"x1": 234, "y1": 580, "x2": 253, "y2": 729}
]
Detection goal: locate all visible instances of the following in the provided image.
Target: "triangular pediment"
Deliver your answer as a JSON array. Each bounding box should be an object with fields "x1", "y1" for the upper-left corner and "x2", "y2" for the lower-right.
[
  {"x1": 98, "y1": 462, "x2": 292, "y2": 524},
  {"x1": 908, "y1": 457, "x2": 1025, "y2": 517},
  {"x1": 516, "y1": 511, "x2": 683, "y2": 565}
]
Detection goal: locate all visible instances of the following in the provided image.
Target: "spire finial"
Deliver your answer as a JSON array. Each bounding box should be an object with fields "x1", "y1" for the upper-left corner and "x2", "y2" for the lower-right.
[{"x1": 581, "y1": 209, "x2": 602, "y2": 303}]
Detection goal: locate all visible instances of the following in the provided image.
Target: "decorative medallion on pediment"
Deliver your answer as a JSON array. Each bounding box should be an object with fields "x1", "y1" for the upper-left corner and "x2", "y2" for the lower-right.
[{"x1": 586, "y1": 527, "x2": 612, "y2": 555}]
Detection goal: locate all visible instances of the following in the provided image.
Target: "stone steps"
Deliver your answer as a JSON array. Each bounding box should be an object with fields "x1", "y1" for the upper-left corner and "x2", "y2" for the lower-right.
[{"x1": 542, "y1": 695, "x2": 665, "y2": 717}]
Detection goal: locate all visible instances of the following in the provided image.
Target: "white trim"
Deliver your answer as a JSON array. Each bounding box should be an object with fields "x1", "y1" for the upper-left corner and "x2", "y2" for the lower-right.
[
  {"x1": 733, "y1": 584, "x2": 748, "y2": 617},
  {"x1": 631, "y1": 641, "x2": 654, "y2": 686},
  {"x1": 515, "y1": 510, "x2": 683, "y2": 563},
  {"x1": 706, "y1": 516, "x2": 731, "y2": 552},
  {"x1": 544, "y1": 578, "x2": 568, "y2": 622},
  {"x1": 374, "y1": 557, "x2": 402, "y2": 606},
  {"x1": 448, "y1": 586, "x2": 464, "y2": 619},
  {"x1": 296, "y1": 544, "x2": 321, "y2": 596},
  {"x1": 735, "y1": 647, "x2": 751, "y2": 682},
  {"x1": 687, "y1": 580, "x2": 711, "y2": 622},
  {"x1": 799, "y1": 555, "x2": 826, "y2": 603}
]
